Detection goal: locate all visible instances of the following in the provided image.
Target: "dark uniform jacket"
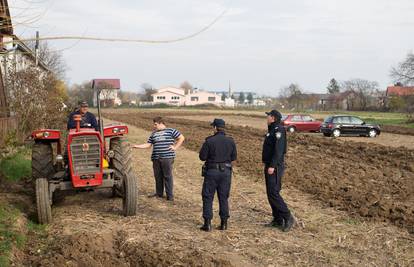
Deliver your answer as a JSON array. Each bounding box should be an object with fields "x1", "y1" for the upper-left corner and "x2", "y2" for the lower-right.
[
  {"x1": 262, "y1": 122, "x2": 287, "y2": 168},
  {"x1": 67, "y1": 111, "x2": 99, "y2": 131},
  {"x1": 199, "y1": 132, "x2": 237, "y2": 164}
]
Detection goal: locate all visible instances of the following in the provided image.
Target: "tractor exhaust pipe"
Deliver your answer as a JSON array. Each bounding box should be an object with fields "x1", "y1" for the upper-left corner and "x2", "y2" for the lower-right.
[
  {"x1": 74, "y1": 114, "x2": 81, "y2": 132},
  {"x1": 96, "y1": 89, "x2": 104, "y2": 138}
]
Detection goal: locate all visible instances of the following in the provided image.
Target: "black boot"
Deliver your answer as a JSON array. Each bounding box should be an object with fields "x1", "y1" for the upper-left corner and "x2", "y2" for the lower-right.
[
  {"x1": 200, "y1": 219, "x2": 211, "y2": 232},
  {"x1": 219, "y1": 219, "x2": 228, "y2": 230},
  {"x1": 282, "y1": 214, "x2": 296, "y2": 232},
  {"x1": 270, "y1": 217, "x2": 284, "y2": 229}
]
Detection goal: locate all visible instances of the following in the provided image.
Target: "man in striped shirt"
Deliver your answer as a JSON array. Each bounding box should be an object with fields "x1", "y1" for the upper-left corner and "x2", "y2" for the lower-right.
[{"x1": 133, "y1": 117, "x2": 185, "y2": 201}]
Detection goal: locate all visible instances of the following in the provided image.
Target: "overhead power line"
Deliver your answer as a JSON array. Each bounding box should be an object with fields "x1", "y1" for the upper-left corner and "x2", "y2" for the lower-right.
[{"x1": 6, "y1": 7, "x2": 229, "y2": 46}]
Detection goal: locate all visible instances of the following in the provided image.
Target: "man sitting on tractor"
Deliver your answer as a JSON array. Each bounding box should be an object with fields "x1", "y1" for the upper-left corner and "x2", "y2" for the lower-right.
[{"x1": 67, "y1": 101, "x2": 99, "y2": 131}]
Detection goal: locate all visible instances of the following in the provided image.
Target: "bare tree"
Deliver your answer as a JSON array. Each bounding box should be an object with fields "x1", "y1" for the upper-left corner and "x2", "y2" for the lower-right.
[
  {"x1": 67, "y1": 81, "x2": 94, "y2": 108},
  {"x1": 6, "y1": 66, "x2": 69, "y2": 135},
  {"x1": 139, "y1": 83, "x2": 155, "y2": 101},
  {"x1": 141, "y1": 83, "x2": 153, "y2": 91},
  {"x1": 26, "y1": 41, "x2": 68, "y2": 80},
  {"x1": 391, "y1": 52, "x2": 414, "y2": 86},
  {"x1": 341, "y1": 79, "x2": 379, "y2": 111},
  {"x1": 180, "y1": 81, "x2": 193, "y2": 94},
  {"x1": 279, "y1": 83, "x2": 303, "y2": 109}
]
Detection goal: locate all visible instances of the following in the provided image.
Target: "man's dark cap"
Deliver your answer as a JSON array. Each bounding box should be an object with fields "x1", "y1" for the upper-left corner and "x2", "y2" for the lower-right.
[
  {"x1": 265, "y1": 109, "x2": 282, "y2": 120},
  {"x1": 79, "y1": 101, "x2": 89, "y2": 107},
  {"x1": 210, "y1": 118, "x2": 225, "y2": 127}
]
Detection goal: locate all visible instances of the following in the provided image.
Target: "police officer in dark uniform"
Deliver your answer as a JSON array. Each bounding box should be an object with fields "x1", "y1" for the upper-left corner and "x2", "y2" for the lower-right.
[
  {"x1": 67, "y1": 101, "x2": 99, "y2": 131},
  {"x1": 262, "y1": 110, "x2": 295, "y2": 232},
  {"x1": 199, "y1": 118, "x2": 237, "y2": 232}
]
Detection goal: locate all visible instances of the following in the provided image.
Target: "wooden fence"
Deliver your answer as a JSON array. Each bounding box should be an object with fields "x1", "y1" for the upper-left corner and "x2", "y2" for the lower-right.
[{"x1": 0, "y1": 116, "x2": 18, "y2": 147}]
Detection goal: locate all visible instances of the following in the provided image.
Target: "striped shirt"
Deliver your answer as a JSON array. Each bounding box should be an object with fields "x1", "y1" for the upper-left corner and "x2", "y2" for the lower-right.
[{"x1": 148, "y1": 128, "x2": 181, "y2": 160}]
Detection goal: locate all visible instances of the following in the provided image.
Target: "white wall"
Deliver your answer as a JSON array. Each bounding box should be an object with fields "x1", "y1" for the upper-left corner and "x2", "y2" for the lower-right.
[
  {"x1": 93, "y1": 89, "x2": 121, "y2": 107},
  {"x1": 184, "y1": 91, "x2": 222, "y2": 106},
  {"x1": 152, "y1": 91, "x2": 185, "y2": 106}
]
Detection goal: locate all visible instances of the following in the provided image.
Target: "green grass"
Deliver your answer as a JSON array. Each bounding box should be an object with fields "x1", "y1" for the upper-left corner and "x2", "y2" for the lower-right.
[
  {"x1": 0, "y1": 149, "x2": 31, "y2": 182},
  {"x1": 302, "y1": 110, "x2": 414, "y2": 128},
  {"x1": 0, "y1": 204, "x2": 26, "y2": 267},
  {"x1": 26, "y1": 220, "x2": 46, "y2": 233}
]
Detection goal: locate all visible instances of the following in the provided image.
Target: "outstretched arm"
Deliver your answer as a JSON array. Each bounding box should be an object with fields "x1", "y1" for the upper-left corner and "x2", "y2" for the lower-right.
[
  {"x1": 133, "y1": 143, "x2": 152, "y2": 149},
  {"x1": 133, "y1": 134, "x2": 153, "y2": 149}
]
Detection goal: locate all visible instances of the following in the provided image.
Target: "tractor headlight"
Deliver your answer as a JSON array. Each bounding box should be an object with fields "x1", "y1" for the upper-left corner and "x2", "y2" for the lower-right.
[
  {"x1": 43, "y1": 131, "x2": 50, "y2": 138},
  {"x1": 113, "y1": 128, "x2": 126, "y2": 134},
  {"x1": 56, "y1": 154, "x2": 63, "y2": 162}
]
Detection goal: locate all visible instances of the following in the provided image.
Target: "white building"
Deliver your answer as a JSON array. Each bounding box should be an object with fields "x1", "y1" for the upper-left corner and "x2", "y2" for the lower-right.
[
  {"x1": 151, "y1": 86, "x2": 222, "y2": 106},
  {"x1": 92, "y1": 79, "x2": 122, "y2": 107},
  {"x1": 152, "y1": 86, "x2": 186, "y2": 106}
]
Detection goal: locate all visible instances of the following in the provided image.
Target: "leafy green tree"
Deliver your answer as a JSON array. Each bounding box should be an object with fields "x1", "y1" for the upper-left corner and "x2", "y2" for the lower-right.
[
  {"x1": 247, "y1": 93, "x2": 254, "y2": 104},
  {"x1": 327, "y1": 78, "x2": 340, "y2": 94},
  {"x1": 238, "y1": 92, "x2": 245, "y2": 104}
]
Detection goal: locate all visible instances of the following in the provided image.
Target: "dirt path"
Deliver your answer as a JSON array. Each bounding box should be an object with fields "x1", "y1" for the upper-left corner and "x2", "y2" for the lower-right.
[
  {"x1": 22, "y1": 118, "x2": 413, "y2": 266},
  {"x1": 172, "y1": 115, "x2": 414, "y2": 150}
]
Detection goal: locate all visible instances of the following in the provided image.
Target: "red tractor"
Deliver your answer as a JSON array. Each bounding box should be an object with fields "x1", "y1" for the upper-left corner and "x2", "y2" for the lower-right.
[{"x1": 31, "y1": 92, "x2": 137, "y2": 224}]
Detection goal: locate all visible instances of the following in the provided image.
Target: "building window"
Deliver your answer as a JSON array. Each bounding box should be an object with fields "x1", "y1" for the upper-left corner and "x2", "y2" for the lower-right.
[
  {"x1": 157, "y1": 96, "x2": 166, "y2": 100},
  {"x1": 191, "y1": 97, "x2": 199, "y2": 101},
  {"x1": 208, "y1": 97, "x2": 216, "y2": 102},
  {"x1": 171, "y1": 96, "x2": 180, "y2": 100}
]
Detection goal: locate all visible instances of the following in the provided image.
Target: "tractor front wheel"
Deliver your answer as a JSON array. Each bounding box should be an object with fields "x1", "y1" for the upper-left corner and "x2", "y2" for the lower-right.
[
  {"x1": 36, "y1": 178, "x2": 52, "y2": 224},
  {"x1": 32, "y1": 142, "x2": 54, "y2": 179},
  {"x1": 122, "y1": 173, "x2": 137, "y2": 216},
  {"x1": 110, "y1": 137, "x2": 137, "y2": 216}
]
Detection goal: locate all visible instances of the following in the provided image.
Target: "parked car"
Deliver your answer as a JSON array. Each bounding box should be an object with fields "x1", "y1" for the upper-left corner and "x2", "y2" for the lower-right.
[
  {"x1": 320, "y1": 115, "x2": 381, "y2": 138},
  {"x1": 281, "y1": 114, "x2": 322, "y2": 133}
]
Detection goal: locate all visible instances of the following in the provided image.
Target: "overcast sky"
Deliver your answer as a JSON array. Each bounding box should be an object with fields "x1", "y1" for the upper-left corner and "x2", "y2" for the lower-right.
[{"x1": 10, "y1": 0, "x2": 414, "y2": 95}]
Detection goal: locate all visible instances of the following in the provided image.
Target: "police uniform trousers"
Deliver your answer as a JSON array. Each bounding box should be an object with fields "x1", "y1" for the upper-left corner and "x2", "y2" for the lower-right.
[
  {"x1": 264, "y1": 163, "x2": 291, "y2": 222},
  {"x1": 202, "y1": 168, "x2": 231, "y2": 220}
]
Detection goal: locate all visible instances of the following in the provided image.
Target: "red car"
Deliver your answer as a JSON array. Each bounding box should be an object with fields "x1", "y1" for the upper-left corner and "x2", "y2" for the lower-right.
[{"x1": 281, "y1": 114, "x2": 321, "y2": 133}]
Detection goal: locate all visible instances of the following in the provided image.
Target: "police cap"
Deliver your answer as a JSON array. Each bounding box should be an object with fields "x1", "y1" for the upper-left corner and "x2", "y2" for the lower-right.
[
  {"x1": 265, "y1": 109, "x2": 282, "y2": 120},
  {"x1": 210, "y1": 118, "x2": 225, "y2": 128}
]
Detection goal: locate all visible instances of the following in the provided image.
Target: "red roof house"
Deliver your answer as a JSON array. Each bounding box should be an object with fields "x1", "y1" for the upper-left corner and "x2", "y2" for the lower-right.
[
  {"x1": 386, "y1": 86, "x2": 414, "y2": 97},
  {"x1": 92, "y1": 79, "x2": 121, "y2": 107},
  {"x1": 92, "y1": 79, "x2": 121, "y2": 90}
]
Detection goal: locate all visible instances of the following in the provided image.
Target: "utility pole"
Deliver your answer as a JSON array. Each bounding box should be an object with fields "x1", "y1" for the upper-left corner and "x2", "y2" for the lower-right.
[{"x1": 35, "y1": 31, "x2": 39, "y2": 66}]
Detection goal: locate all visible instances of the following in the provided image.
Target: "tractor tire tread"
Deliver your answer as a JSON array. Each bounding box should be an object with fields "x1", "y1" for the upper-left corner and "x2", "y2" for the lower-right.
[
  {"x1": 36, "y1": 178, "x2": 52, "y2": 224},
  {"x1": 32, "y1": 142, "x2": 54, "y2": 179}
]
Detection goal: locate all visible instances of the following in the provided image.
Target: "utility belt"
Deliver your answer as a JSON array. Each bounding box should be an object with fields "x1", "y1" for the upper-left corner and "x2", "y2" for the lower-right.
[{"x1": 202, "y1": 162, "x2": 232, "y2": 177}]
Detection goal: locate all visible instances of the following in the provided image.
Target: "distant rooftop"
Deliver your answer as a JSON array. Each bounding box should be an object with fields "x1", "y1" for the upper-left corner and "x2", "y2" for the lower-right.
[
  {"x1": 92, "y1": 79, "x2": 121, "y2": 89},
  {"x1": 386, "y1": 86, "x2": 414, "y2": 96}
]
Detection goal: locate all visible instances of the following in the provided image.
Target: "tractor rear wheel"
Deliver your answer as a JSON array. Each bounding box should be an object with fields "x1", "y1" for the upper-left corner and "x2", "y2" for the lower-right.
[
  {"x1": 32, "y1": 142, "x2": 54, "y2": 179},
  {"x1": 36, "y1": 178, "x2": 52, "y2": 224},
  {"x1": 110, "y1": 137, "x2": 137, "y2": 216}
]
